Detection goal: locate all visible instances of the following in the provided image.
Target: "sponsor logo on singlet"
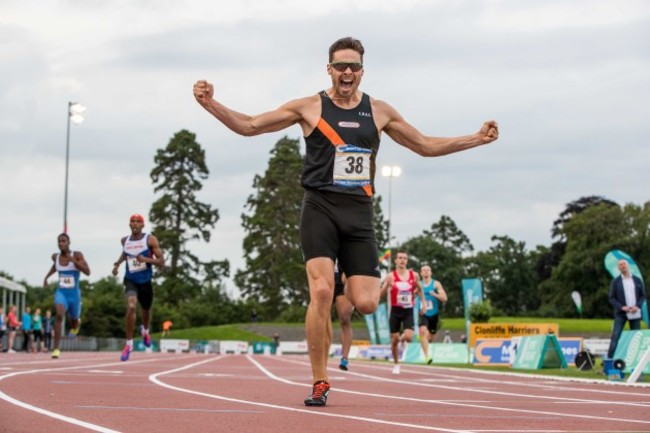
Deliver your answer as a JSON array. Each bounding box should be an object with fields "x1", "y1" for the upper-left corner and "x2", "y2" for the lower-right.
[{"x1": 338, "y1": 121, "x2": 360, "y2": 128}]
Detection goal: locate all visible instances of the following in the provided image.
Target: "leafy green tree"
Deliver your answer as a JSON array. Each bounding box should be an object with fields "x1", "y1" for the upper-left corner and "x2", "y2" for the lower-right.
[
  {"x1": 234, "y1": 136, "x2": 306, "y2": 318},
  {"x1": 617, "y1": 202, "x2": 650, "y2": 270},
  {"x1": 469, "y1": 235, "x2": 539, "y2": 316},
  {"x1": 149, "y1": 129, "x2": 229, "y2": 304},
  {"x1": 81, "y1": 277, "x2": 126, "y2": 337},
  {"x1": 372, "y1": 194, "x2": 390, "y2": 271},
  {"x1": 536, "y1": 196, "x2": 619, "y2": 285},
  {"x1": 542, "y1": 203, "x2": 626, "y2": 317},
  {"x1": 373, "y1": 194, "x2": 389, "y2": 251}
]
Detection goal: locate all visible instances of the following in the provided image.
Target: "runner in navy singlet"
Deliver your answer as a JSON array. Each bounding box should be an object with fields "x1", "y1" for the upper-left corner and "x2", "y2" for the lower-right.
[
  {"x1": 112, "y1": 214, "x2": 165, "y2": 362},
  {"x1": 193, "y1": 36, "x2": 499, "y2": 406}
]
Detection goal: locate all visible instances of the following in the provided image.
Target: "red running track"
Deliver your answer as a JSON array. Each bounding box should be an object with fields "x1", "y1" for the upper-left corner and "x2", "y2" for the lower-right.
[{"x1": 1, "y1": 351, "x2": 649, "y2": 433}]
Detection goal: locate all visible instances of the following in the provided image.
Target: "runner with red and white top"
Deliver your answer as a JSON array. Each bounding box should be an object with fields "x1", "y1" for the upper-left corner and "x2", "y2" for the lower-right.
[{"x1": 380, "y1": 250, "x2": 426, "y2": 375}]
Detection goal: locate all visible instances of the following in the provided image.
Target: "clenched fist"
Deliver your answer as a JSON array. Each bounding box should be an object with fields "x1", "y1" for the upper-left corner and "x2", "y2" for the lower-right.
[{"x1": 193, "y1": 80, "x2": 214, "y2": 105}]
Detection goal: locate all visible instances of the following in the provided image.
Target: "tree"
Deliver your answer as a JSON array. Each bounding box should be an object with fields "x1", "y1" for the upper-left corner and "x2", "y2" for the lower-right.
[
  {"x1": 149, "y1": 129, "x2": 229, "y2": 304},
  {"x1": 373, "y1": 194, "x2": 389, "y2": 251},
  {"x1": 551, "y1": 195, "x2": 619, "y2": 241},
  {"x1": 535, "y1": 195, "x2": 619, "y2": 294},
  {"x1": 234, "y1": 136, "x2": 306, "y2": 318},
  {"x1": 469, "y1": 235, "x2": 539, "y2": 316},
  {"x1": 542, "y1": 203, "x2": 626, "y2": 317},
  {"x1": 80, "y1": 277, "x2": 125, "y2": 337}
]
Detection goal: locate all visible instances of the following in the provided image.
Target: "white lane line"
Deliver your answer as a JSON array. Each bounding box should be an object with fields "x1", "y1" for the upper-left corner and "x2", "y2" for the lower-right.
[
  {"x1": 290, "y1": 357, "x2": 650, "y2": 408},
  {"x1": 79, "y1": 405, "x2": 263, "y2": 414},
  {"x1": 405, "y1": 366, "x2": 650, "y2": 396},
  {"x1": 265, "y1": 356, "x2": 650, "y2": 425},
  {"x1": 149, "y1": 356, "x2": 476, "y2": 433},
  {"x1": 0, "y1": 355, "x2": 199, "y2": 432}
]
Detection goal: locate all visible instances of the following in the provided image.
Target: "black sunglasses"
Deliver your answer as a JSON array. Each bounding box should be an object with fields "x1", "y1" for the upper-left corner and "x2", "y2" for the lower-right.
[{"x1": 329, "y1": 62, "x2": 363, "y2": 72}]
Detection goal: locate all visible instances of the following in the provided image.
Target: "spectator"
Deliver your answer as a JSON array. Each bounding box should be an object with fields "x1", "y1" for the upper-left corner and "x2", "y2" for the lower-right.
[
  {"x1": 0, "y1": 307, "x2": 5, "y2": 352},
  {"x1": 162, "y1": 320, "x2": 173, "y2": 337},
  {"x1": 606, "y1": 258, "x2": 646, "y2": 359},
  {"x1": 32, "y1": 308, "x2": 44, "y2": 353},
  {"x1": 6, "y1": 305, "x2": 19, "y2": 353},
  {"x1": 42, "y1": 309, "x2": 54, "y2": 352},
  {"x1": 21, "y1": 306, "x2": 32, "y2": 353}
]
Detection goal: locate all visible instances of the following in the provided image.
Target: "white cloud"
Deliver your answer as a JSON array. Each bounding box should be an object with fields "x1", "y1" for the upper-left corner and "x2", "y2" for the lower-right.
[{"x1": 1, "y1": 0, "x2": 649, "y2": 292}]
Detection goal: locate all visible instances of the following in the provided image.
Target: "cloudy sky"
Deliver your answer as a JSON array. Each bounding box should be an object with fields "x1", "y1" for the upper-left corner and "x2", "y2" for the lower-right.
[{"x1": 2, "y1": 0, "x2": 649, "y2": 295}]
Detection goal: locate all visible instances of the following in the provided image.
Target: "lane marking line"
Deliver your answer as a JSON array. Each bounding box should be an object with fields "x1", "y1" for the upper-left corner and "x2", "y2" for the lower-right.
[
  {"x1": 149, "y1": 356, "x2": 474, "y2": 433},
  {"x1": 265, "y1": 356, "x2": 650, "y2": 425}
]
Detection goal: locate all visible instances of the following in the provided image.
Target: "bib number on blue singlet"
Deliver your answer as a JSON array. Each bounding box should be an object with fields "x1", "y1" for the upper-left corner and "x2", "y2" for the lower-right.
[
  {"x1": 333, "y1": 145, "x2": 372, "y2": 187},
  {"x1": 59, "y1": 275, "x2": 75, "y2": 289}
]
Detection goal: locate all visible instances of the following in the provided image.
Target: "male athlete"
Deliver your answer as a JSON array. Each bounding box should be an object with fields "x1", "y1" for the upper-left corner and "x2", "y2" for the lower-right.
[
  {"x1": 194, "y1": 36, "x2": 498, "y2": 406},
  {"x1": 112, "y1": 214, "x2": 165, "y2": 361},
  {"x1": 43, "y1": 233, "x2": 91, "y2": 359},
  {"x1": 417, "y1": 265, "x2": 448, "y2": 364}
]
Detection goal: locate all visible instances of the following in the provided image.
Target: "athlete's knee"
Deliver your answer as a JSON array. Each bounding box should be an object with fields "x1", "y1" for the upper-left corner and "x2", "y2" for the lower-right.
[
  {"x1": 309, "y1": 281, "x2": 333, "y2": 306},
  {"x1": 353, "y1": 297, "x2": 378, "y2": 315}
]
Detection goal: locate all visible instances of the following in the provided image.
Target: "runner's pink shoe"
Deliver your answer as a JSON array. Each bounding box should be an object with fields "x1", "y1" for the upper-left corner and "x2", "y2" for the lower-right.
[
  {"x1": 120, "y1": 345, "x2": 132, "y2": 362},
  {"x1": 140, "y1": 325, "x2": 151, "y2": 348}
]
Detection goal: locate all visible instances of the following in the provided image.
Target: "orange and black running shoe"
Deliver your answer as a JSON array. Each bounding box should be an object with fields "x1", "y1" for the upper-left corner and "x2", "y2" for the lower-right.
[{"x1": 304, "y1": 381, "x2": 330, "y2": 406}]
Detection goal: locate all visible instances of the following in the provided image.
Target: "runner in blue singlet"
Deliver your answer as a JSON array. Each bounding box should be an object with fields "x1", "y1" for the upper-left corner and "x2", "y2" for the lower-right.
[{"x1": 43, "y1": 233, "x2": 91, "y2": 359}]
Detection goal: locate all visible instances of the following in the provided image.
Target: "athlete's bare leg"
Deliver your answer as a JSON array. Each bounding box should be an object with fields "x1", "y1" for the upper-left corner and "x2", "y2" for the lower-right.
[
  {"x1": 335, "y1": 295, "x2": 354, "y2": 360},
  {"x1": 345, "y1": 275, "x2": 380, "y2": 314},
  {"x1": 305, "y1": 257, "x2": 336, "y2": 384},
  {"x1": 125, "y1": 295, "x2": 137, "y2": 340},
  {"x1": 53, "y1": 304, "x2": 66, "y2": 350},
  {"x1": 419, "y1": 326, "x2": 430, "y2": 360},
  {"x1": 141, "y1": 308, "x2": 150, "y2": 331}
]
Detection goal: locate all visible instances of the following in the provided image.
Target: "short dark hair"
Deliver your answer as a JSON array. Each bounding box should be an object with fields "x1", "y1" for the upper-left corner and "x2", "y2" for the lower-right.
[
  {"x1": 58, "y1": 233, "x2": 70, "y2": 241},
  {"x1": 329, "y1": 37, "x2": 365, "y2": 63}
]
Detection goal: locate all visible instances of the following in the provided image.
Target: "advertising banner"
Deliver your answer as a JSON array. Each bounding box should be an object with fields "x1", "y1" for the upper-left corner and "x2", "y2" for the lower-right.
[{"x1": 468, "y1": 322, "x2": 560, "y2": 347}]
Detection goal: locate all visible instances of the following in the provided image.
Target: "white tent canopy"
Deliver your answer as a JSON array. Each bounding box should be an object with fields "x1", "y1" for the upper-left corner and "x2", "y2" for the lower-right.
[{"x1": 0, "y1": 275, "x2": 27, "y2": 314}]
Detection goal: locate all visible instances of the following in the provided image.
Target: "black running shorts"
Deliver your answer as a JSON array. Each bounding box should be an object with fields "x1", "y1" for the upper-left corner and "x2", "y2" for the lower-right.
[
  {"x1": 389, "y1": 306, "x2": 415, "y2": 334},
  {"x1": 124, "y1": 279, "x2": 154, "y2": 310},
  {"x1": 333, "y1": 271, "x2": 345, "y2": 301},
  {"x1": 419, "y1": 314, "x2": 440, "y2": 334},
  {"x1": 300, "y1": 189, "x2": 380, "y2": 278}
]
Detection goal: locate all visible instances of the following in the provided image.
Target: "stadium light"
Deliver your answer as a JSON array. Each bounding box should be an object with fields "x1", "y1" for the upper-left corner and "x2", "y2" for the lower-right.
[
  {"x1": 64, "y1": 102, "x2": 86, "y2": 233},
  {"x1": 381, "y1": 165, "x2": 401, "y2": 272}
]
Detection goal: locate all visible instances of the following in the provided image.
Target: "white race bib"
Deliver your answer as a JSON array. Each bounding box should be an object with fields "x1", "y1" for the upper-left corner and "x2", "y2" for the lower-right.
[
  {"x1": 425, "y1": 300, "x2": 433, "y2": 311},
  {"x1": 127, "y1": 257, "x2": 147, "y2": 273},
  {"x1": 396, "y1": 291, "x2": 413, "y2": 308},
  {"x1": 59, "y1": 275, "x2": 75, "y2": 289},
  {"x1": 333, "y1": 145, "x2": 371, "y2": 187}
]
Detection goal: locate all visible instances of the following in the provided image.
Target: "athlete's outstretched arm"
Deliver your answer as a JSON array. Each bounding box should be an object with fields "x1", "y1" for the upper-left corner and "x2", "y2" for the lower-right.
[
  {"x1": 375, "y1": 100, "x2": 498, "y2": 157},
  {"x1": 193, "y1": 80, "x2": 311, "y2": 136}
]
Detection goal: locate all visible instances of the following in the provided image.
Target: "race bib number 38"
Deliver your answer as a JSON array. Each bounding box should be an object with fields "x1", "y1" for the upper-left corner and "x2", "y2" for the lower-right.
[{"x1": 333, "y1": 145, "x2": 372, "y2": 187}]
